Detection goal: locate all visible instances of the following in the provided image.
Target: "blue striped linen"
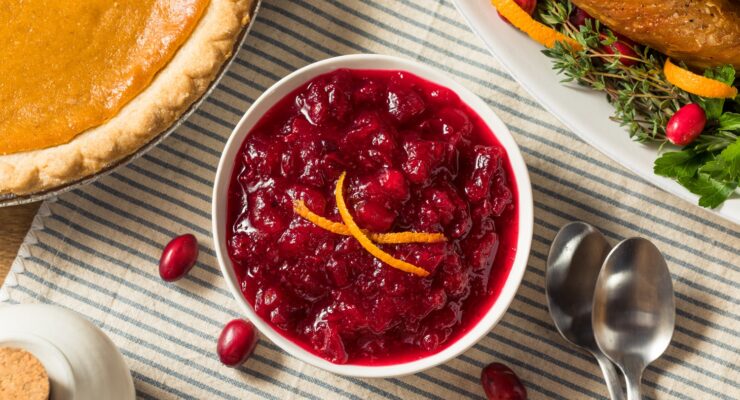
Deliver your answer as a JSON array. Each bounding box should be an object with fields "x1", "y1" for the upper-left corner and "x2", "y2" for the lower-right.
[{"x1": 2, "y1": 1, "x2": 739, "y2": 398}]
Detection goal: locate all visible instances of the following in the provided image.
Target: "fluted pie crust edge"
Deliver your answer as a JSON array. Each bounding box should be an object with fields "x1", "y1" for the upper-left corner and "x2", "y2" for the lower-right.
[{"x1": 0, "y1": 0, "x2": 253, "y2": 195}]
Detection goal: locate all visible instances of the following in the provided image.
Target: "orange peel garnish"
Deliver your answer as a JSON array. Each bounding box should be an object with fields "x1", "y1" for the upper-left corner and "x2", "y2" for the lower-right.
[
  {"x1": 367, "y1": 231, "x2": 446, "y2": 244},
  {"x1": 294, "y1": 200, "x2": 351, "y2": 236},
  {"x1": 491, "y1": 0, "x2": 582, "y2": 50},
  {"x1": 335, "y1": 172, "x2": 430, "y2": 277},
  {"x1": 293, "y1": 200, "x2": 446, "y2": 244},
  {"x1": 664, "y1": 59, "x2": 738, "y2": 99}
]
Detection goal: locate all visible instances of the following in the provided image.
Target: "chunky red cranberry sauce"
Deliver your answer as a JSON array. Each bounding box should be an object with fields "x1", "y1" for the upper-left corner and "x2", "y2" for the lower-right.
[{"x1": 226, "y1": 68, "x2": 518, "y2": 365}]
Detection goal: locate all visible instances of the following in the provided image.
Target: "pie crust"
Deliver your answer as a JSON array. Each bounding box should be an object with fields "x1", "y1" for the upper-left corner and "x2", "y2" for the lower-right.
[{"x1": 0, "y1": 0, "x2": 253, "y2": 195}]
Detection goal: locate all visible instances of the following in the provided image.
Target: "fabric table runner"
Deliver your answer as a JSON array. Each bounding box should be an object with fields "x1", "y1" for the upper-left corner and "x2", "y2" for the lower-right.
[{"x1": 2, "y1": 1, "x2": 738, "y2": 398}]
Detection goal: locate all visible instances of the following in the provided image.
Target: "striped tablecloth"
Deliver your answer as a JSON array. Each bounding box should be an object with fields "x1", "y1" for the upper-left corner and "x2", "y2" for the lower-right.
[{"x1": 2, "y1": 1, "x2": 738, "y2": 399}]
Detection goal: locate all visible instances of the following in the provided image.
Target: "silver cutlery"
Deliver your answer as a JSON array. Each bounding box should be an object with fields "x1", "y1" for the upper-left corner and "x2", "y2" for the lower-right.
[
  {"x1": 593, "y1": 238, "x2": 676, "y2": 400},
  {"x1": 546, "y1": 222, "x2": 624, "y2": 400}
]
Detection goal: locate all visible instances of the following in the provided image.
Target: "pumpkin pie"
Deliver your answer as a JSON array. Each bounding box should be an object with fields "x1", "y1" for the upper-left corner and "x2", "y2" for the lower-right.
[{"x1": 0, "y1": 0, "x2": 254, "y2": 195}]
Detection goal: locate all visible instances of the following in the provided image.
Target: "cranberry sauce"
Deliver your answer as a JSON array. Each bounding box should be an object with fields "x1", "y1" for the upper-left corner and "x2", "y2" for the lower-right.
[{"x1": 226, "y1": 68, "x2": 518, "y2": 365}]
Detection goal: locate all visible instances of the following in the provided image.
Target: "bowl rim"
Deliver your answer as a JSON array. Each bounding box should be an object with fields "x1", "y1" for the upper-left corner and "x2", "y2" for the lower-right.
[{"x1": 211, "y1": 53, "x2": 533, "y2": 378}]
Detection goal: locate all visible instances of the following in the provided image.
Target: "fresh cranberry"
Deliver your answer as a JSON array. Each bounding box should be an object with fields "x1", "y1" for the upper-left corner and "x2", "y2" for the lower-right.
[
  {"x1": 217, "y1": 319, "x2": 259, "y2": 367},
  {"x1": 569, "y1": 7, "x2": 593, "y2": 27},
  {"x1": 225, "y1": 69, "x2": 518, "y2": 365},
  {"x1": 498, "y1": 0, "x2": 537, "y2": 24},
  {"x1": 666, "y1": 103, "x2": 706, "y2": 146},
  {"x1": 159, "y1": 234, "x2": 199, "y2": 282},
  {"x1": 599, "y1": 34, "x2": 639, "y2": 67},
  {"x1": 481, "y1": 362, "x2": 527, "y2": 400}
]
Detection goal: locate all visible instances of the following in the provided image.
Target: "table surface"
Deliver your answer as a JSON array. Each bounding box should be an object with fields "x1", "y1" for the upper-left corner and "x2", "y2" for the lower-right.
[{"x1": 0, "y1": 203, "x2": 39, "y2": 285}]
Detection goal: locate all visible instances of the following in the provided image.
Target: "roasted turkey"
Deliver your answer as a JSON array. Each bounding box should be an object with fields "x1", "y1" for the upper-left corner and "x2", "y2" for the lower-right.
[{"x1": 570, "y1": 0, "x2": 740, "y2": 68}]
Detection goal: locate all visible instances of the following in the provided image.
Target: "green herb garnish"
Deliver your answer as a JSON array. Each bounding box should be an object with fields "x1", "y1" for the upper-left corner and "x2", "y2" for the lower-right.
[{"x1": 535, "y1": 0, "x2": 740, "y2": 208}]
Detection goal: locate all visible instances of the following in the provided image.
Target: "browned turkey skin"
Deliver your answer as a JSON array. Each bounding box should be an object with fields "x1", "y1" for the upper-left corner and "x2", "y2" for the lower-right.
[{"x1": 570, "y1": 0, "x2": 740, "y2": 68}]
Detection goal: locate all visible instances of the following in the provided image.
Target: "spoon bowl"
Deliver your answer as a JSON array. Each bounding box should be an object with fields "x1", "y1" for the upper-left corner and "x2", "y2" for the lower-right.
[
  {"x1": 593, "y1": 237, "x2": 676, "y2": 400},
  {"x1": 546, "y1": 222, "x2": 623, "y2": 399}
]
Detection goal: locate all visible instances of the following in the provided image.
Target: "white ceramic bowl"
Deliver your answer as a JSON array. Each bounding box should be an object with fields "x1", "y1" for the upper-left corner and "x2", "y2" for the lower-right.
[{"x1": 212, "y1": 54, "x2": 533, "y2": 378}]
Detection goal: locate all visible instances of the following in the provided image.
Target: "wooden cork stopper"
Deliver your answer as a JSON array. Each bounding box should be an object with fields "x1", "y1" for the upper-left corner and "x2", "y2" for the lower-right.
[{"x1": 0, "y1": 347, "x2": 50, "y2": 400}]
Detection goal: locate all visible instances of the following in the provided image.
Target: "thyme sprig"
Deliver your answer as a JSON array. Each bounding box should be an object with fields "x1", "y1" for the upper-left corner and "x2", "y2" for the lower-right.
[{"x1": 538, "y1": 0, "x2": 691, "y2": 142}]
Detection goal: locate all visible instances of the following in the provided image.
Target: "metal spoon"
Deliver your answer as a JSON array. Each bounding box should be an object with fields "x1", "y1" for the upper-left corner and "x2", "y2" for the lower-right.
[
  {"x1": 546, "y1": 222, "x2": 624, "y2": 400},
  {"x1": 593, "y1": 238, "x2": 676, "y2": 400}
]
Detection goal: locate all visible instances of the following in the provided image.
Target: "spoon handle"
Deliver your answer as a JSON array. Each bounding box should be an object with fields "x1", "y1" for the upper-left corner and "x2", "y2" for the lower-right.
[
  {"x1": 624, "y1": 371, "x2": 643, "y2": 400},
  {"x1": 594, "y1": 352, "x2": 625, "y2": 400}
]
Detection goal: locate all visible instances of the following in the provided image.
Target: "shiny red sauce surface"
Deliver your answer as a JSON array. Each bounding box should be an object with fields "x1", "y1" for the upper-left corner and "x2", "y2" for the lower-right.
[{"x1": 226, "y1": 69, "x2": 519, "y2": 365}]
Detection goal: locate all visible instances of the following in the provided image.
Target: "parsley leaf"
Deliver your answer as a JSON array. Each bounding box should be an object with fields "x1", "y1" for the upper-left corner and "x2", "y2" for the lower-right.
[
  {"x1": 719, "y1": 138, "x2": 740, "y2": 180},
  {"x1": 678, "y1": 173, "x2": 738, "y2": 208},
  {"x1": 654, "y1": 150, "x2": 706, "y2": 179},
  {"x1": 700, "y1": 139, "x2": 740, "y2": 180},
  {"x1": 719, "y1": 112, "x2": 740, "y2": 132},
  {"x1": 700, "y1": 157, "x2": 728, "y2": 179}
]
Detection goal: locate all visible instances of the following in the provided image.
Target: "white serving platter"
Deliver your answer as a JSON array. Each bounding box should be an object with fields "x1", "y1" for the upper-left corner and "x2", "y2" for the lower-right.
[{"x1": 452, "y1": 0, "x2": 739, "y2": 225}]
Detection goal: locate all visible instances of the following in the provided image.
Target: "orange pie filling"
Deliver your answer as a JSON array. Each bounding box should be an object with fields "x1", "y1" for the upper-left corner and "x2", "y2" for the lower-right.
[{"x1": 0, "y1": 0, "x2": 210, "y2": 155}]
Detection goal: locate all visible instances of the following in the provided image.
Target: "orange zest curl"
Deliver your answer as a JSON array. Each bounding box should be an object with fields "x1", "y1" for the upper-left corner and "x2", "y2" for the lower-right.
[
  {"x1": 293, "y1": 200, "x2": 446, "y2": 244},
  {"x1": 293, "y1": 200, "x2": 351, "y2": 236},
  {"x1": 491, "y1": 0, "x2": 582, "y2": 51},
  {"x1": 664, "y1": 59, "x2": 738, "y2": 99},
  {"x1": 367, "y1": 231, "x2": 447, "y2": 244},
  {"x1": 334, "y1": 173, "x2": 430, "y2": 277}
]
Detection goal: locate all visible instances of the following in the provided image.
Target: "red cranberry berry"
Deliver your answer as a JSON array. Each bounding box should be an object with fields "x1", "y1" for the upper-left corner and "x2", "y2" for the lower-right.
[
  {"x1": 498, "y1": 0, "x2": 537, "y2": 24},
  {"x1": 217, "y1": 319, "x2": 259, "y2": 367},
  {"x1": 599, "y1": 34, "x2": 638, "y2": 67},
  {"x1": 159, "y1": 234, "x2": 199, "y2": 282},
  {"x1": 569, "y1": 7, "x2": 593, "y2": 27},
  {"x1": 481, "y1": 362, "x2": 527, "y2": 400},
  {"x1": 666, "y1": 103, "x2": 706, "y2": 146}
]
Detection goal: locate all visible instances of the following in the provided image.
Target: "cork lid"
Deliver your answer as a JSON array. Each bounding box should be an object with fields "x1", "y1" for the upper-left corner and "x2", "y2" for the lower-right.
[{"x1": 0, "y1": 347, "x2": 50, "y2": 400}]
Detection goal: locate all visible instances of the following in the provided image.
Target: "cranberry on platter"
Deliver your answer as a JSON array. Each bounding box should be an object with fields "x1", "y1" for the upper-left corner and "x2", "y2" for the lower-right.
[
  {"x1": 481, "y1": 362, "x2": 527, "y2": 400},
  {"x1": 599, "y1": 34, "x2": 639, "y2": 67},
  {"x1": 225, "y1": 68, "x2": 519, "y2": 365},
  {"x1": 217, "y1": 319, "x2": 259, "y2": 367},
  {"x1": 159, "y1": 234, "x2": 199, "y2": 282},
  {"x1": 569, "y1": 7, "x2": 593, "y2": 28},
  {"x1": 665, "y1": 103, "x2": 706, "y2": 146}
]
